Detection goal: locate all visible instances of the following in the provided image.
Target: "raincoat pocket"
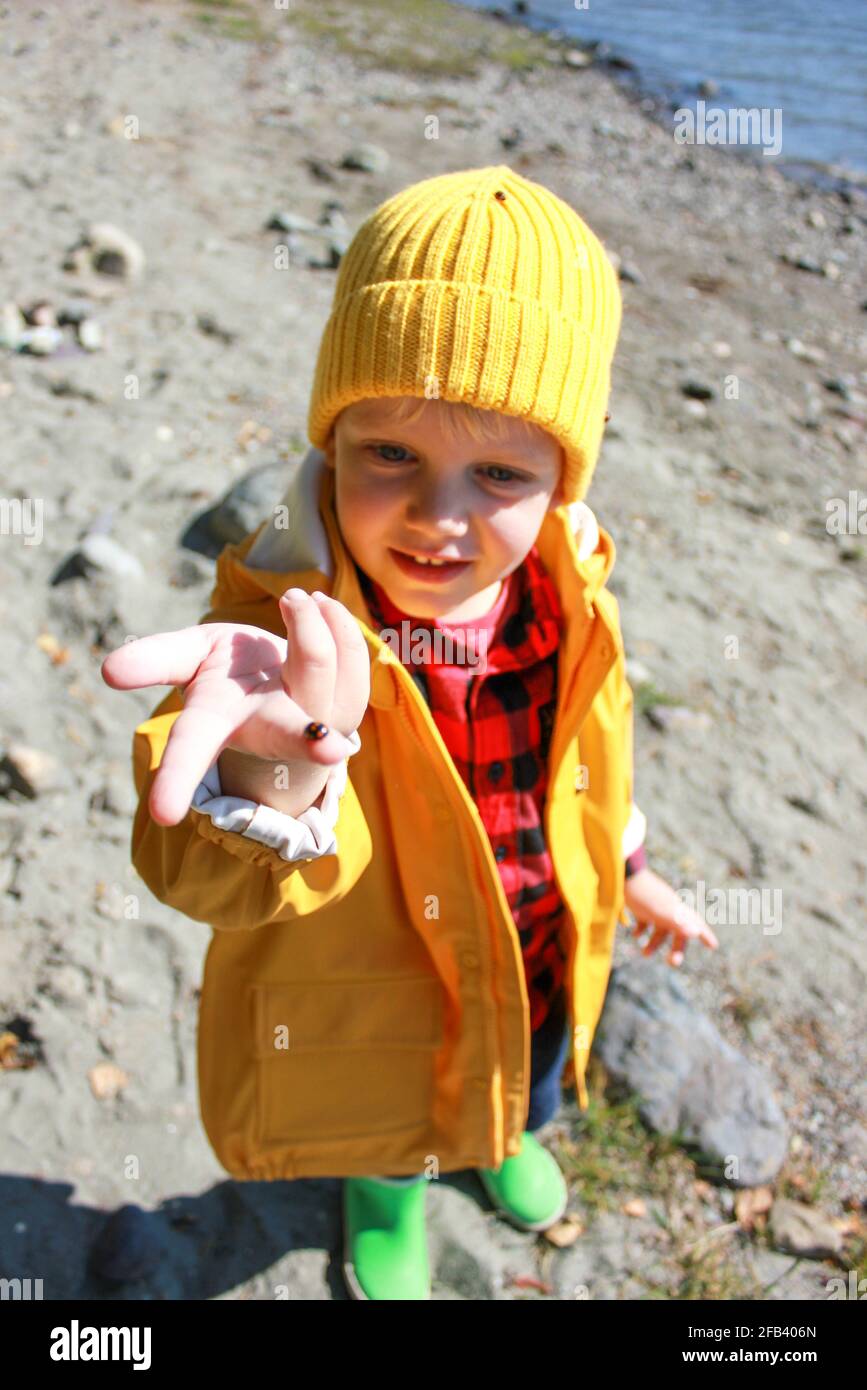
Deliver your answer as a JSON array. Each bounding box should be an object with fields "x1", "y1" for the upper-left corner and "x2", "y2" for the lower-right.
[{"x1": 250, "y1": 975, "x2": 444, "y2": 1142}]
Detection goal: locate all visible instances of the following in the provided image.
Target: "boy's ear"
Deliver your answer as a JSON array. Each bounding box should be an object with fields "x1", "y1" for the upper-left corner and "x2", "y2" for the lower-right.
[
  {"x1": 547, "y1": 446, "x2": 567, "y2": 510},
  {"x1": 323, "y1": 429, "x2": 336, "y2": 469},
  {"x1": 548, "y1": 459, "x2": 566, "y2": 510}
]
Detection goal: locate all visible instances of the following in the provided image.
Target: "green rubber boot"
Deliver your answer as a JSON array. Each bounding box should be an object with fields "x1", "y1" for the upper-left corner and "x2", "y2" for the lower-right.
[
  {"x1": 477, "y1": 1131, "x2": 568, "y2": 1232},
  {"x1": 342, "y1": 1175, "x2": 431, "y2": 1300}
]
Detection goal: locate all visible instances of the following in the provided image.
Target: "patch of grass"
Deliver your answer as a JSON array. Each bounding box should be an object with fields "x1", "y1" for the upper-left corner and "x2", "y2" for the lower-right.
[
  {"x1": 497, "y1": 41, "x2": 547, "y2": 73},
  {"x1": 552, "y1": 1076, "x2": 684, "y2": 1217},
  {"x1": 665, "y1": 1239, "x2": 758, "y2": 1299},
  {"x1": 289, "y1": 0, "x2": 556, "y2": 81},
  {"x1": 373, "y1": 92, "x2": 465, "y2": 110},
  {"x1": 776, "y1": 1157, "x2": 832, "y2": 1208},
  {"x1": 187, "y1": 0, "x2": 267, "y2": 43},
  {"x1": 555, "y1": 1071, "x2": 865, "y2": 1300},
  {"x1": 291, "y1": 13, "x2": 340, "y2": 41},
  {"x1": 849, "y1": 1235, "x2": 867, "y2": 1286},
  {"x1": 553, "y1": 1072, "x2": 764, "y2": 1298},
  {"x1": 721, "y1": 984, "x2": 764, "y2": 1043},
  {"x1": 633, "y1": 679, "x2": 683, "y2": 718}
]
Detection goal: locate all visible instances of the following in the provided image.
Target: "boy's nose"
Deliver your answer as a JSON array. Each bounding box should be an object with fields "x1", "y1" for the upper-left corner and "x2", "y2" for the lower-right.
[{"x1": 404, "y1": 482, "x2": 469, "y2": 533}]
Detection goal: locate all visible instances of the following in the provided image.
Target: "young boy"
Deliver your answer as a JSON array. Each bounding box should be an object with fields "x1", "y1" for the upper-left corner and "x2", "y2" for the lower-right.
[{"x1": 101, "y1": 165, "x2": 716, "y2": 1300}]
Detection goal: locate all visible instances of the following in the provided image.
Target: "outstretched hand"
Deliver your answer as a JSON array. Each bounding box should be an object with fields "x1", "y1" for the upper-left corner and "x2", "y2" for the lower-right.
[{"x1": 100, "y1": 589, "x2": 370, "y2": 828}]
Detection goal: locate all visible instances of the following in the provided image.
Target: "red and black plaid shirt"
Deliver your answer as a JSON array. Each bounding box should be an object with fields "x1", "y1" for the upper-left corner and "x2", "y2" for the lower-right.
[{"x1": 356, "y1": 545, "x2": 644, "y2": 1032}]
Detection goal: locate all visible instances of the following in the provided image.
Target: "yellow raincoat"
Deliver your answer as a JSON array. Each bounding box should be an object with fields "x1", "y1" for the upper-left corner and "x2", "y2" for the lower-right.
[{"x1": 130, "y1": 451, "x2": 641, "y2": 1180}]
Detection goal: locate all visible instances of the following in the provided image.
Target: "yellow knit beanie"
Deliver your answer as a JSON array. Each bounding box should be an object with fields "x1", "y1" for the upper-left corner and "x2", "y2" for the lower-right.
[{"x1": 307, "y1": 164, "x2": 622, "y2": 505}]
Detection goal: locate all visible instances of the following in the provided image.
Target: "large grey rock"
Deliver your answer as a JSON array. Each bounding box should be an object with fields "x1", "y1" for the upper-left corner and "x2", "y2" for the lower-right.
[
  {"x1": 183, "y1": 461, "x2": 288, "y2": 558},
  {"x1": 594, "y1": 959, "x2": 789, "y2": 1186}
]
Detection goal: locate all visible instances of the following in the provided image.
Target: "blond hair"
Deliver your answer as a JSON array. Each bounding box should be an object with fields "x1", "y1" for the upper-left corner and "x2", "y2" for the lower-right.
[{"x1": 328, "y1": 395, "x2": 562, "y2": 457}]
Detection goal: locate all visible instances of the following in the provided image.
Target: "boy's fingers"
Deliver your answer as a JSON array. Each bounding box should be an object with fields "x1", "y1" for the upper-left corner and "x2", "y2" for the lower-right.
[
  {"x1": 278, "y1": 590, "x2": 336, "y2": 723},
  {"x1": 149, "y1": 704, "x2": 235, "y2": 826},
  {"x1": 641, "y1": 926, "x2": 668, "y2": 956},
  {"x1": 307, "y1": 592, "x2": 370, "y2": 733},
  {"x1": 101, "y1": 628, "x2": 215, "y2": 691}
]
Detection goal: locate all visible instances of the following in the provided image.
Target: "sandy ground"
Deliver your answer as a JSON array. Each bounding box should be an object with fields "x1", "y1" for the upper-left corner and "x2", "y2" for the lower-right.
[{"x1": 0, "y1": 0, "x2": 865, "y2": 1300}]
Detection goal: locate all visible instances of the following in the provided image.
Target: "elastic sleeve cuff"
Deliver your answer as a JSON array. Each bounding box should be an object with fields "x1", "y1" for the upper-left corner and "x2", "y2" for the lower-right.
[
  {"x1": 189, "y1": 729, "x2": 362, "y2": 862},
  {"x1": 621, "y1": 800, "x2": 647, "y2": 860}
]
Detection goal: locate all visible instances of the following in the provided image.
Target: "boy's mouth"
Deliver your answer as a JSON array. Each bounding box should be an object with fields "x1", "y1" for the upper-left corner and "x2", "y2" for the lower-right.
[{"x1": 388, "y1": 547, "x2": 473, "y2": 582}]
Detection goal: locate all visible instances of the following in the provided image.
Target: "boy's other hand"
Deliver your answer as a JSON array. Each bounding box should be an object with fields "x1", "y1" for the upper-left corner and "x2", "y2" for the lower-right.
[
  {"x1": 100, "y1": 590, "x2": 370, "y2": 827},
  {"x1": 622, "y1": 867, "x2": 719, "y2": 967}
]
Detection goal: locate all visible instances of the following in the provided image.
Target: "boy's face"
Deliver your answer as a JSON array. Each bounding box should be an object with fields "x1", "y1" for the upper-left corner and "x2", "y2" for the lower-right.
[{"x1": 323, "y1": 396, "x2": 565, "y2": 622}]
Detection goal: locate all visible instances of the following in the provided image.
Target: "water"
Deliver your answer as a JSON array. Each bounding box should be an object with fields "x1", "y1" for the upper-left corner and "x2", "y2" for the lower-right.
[{"x1": 453, "y1": 0, "x2": 867, "y2": 185}]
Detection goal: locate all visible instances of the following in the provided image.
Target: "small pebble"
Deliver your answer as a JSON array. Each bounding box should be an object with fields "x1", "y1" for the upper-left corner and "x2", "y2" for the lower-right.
[
  {"x1": 19, "y1": 325, "x2": 64, "y2": 355},
  {"x1": 77, "y1": 318, "x2": 102, "y2": 351},
  {"x1": 340, "y1": 143, "x2": 389, "y2": 174},
  {"x1": 681, "y1": 379, "x2": 716, "y2": 401}
]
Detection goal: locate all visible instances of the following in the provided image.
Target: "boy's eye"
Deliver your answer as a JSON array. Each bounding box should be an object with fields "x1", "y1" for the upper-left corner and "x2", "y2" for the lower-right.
[
  {"x1": 483, "y1": 465, "x2": 522, "y2": 484},
  {"x1": 370, "y1": 444, "x2": 411, "y2": 462}
]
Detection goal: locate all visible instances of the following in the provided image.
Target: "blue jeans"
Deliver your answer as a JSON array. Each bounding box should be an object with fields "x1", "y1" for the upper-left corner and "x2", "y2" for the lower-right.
[
  {"x1": 371, "y1": 989, "x2": 570, "y2": 1182},
  {"x1": 525, "y1": 985, "x2": 571, "y2": 1132}
]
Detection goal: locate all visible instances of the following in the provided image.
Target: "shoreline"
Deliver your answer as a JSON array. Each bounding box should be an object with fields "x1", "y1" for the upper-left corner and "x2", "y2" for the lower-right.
[{"x1": 454, "y1": 0, "x2": 867, "y2": 199}]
